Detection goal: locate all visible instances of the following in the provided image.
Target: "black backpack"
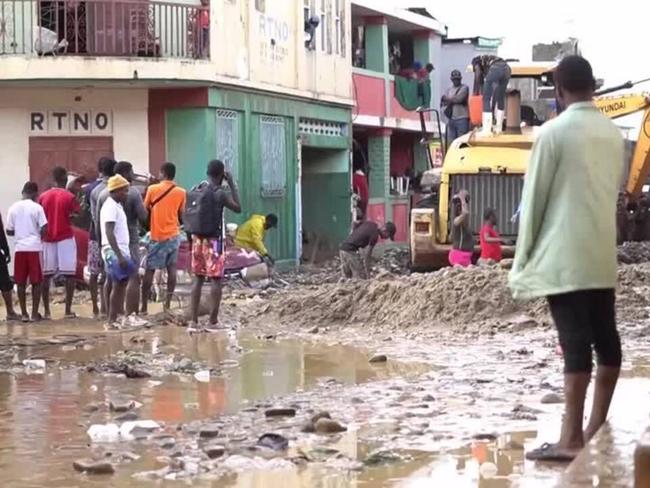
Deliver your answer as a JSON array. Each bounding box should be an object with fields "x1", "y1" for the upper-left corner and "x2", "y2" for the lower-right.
[{"x1": 184, "y1": 181, "x2": 221, "y2": 237}]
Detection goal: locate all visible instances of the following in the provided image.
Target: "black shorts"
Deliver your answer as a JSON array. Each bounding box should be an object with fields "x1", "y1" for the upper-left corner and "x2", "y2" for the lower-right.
[
  {"x1": 547, "y1": 289, "x2": 621, "y2": 373},
  {"x1": 0, "y1": 258, "x2": 13, "y2": 292}
]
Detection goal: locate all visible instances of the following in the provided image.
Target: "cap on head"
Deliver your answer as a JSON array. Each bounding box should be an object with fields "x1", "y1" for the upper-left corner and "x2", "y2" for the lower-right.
[
  {"x1": 107, "y1": 174, "x2": 129, "y2": 193},
  {"x1": 384, "y1": 221, "x2": 397, "y2": 240},
  {"x1": 413, "y1": 61, "x2": 423, "y2": 71},
  {"x1": 451, "y1": 69, "x2": 462, "y2": 80}
]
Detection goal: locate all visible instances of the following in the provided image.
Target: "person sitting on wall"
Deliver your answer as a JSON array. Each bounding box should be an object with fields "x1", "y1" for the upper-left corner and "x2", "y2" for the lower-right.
[
  {"x1": 339, "y1": 220, "x2": 396, "y2": 279},
  {"x1": 234, "y1": 213, "x2": 279, "y2": 265}
]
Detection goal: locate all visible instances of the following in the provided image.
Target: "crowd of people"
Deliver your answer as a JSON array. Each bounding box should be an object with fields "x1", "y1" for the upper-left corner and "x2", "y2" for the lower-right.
[{"x1": 0, "y1": 157, "x2": 279, "y2": 331}]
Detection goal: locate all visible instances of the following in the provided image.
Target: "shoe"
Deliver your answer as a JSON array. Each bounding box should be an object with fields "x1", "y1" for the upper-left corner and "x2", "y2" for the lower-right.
[
  {"x1": 480, "y1": 112, "x2": 493, "y2": 136},
  {"x1": 187, "y1": 322, "x2": 206, "y2": 333},
  {"x1": 123, "y1": 314, "x2": 149, "y2": 328},
  {"x1": 494, "y1": 109, "x2": 505, "y2": 135}
]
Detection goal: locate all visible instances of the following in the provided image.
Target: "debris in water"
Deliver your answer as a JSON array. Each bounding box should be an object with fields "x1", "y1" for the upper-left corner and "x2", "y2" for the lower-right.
[
  {"x1": 257, "y1": 433, "x2": 289, "y2": 451},
  {"x1": 541, "y1": 392, "x2": 564, "y2": 404},
  {"x1": 265, "y1": 408, "x2": 296, "y2": 418},
  {"x1": 109, "y1": 398, "x2": 135, "y2": 412},
  {"x1": 369, "y1": 354, "x2": 388, "y2": 364},
  {"x1": 204, "y1": 444, "x2": 226, "y2": 459},
  {"x1": 199, "y1": 423, "x2": 220, "y2": 438},
  {"x1": 72, "y1": 459, "x2": 115, "y2": 475},
  {"x1": 194, "y1": 370, "x2": 210, "y2": 382},
  {"x1": 314, "y1": 418, "x2": 347, "y2": 434}
]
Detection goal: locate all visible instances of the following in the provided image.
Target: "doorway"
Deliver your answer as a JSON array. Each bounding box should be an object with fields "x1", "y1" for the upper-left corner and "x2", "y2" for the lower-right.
[{"x1": 300, "y1": 146, "x2": 350, "y2": 263}]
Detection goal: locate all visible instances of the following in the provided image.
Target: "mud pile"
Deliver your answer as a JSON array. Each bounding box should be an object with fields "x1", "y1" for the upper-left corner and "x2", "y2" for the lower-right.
[
  {"x1": 618, "y1": 242, "x2": 650, "y2": 264},
  {"x1": 272, "y1": 263, "x2": 650, "y2": 330}
]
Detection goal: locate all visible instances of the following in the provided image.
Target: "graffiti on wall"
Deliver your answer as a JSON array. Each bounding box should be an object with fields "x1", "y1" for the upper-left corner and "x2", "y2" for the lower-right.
[{"x1": 258, "y1": 13, "x2": 290, "y2": 64}]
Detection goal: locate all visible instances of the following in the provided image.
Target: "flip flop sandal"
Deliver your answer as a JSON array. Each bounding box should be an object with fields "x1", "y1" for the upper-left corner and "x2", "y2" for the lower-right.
[
  {"x1": 21, "y1": 315, "x2": 31, "y2": 323},
  {"x1": 525, "y1": 443, "x2": 576, "y2": 462},
  {"x1": 63, "y1": 313, "x2": 78, "y2": 320},
  {"x1": 6, "y1": 315, "x2": 20, "y2": 322},
  {"x1": 31, "y1": 313, "x2": 43, "y2": 323}
]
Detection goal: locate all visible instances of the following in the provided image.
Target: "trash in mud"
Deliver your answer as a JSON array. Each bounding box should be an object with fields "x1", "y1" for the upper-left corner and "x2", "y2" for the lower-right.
[
  {"x1": 194, "y1": 370, "x2": 210, "y2": 382},
  {"x1": 23, "y1": 359, "x2": 46, "y2": 372},
  {"x1": 72, "y1": 459, "x2": 115, "y2": 475},
  {"x1": 256, "y1": 433, "x2": 289, "y2": 451}
]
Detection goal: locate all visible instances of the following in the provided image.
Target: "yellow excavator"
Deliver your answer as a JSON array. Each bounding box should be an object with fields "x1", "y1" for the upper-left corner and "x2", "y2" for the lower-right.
[{"x1": 409, "y1": 66, "x2": 650, "y2": 270}]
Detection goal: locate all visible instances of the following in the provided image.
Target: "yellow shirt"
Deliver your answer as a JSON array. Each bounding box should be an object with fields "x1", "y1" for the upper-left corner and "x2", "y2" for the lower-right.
[{"x1": 235, "y1": 215, "x2": 268, "y2": 255}]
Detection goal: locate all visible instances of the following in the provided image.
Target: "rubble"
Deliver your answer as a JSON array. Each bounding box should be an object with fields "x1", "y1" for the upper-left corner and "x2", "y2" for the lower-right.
[
  {"x1": 618, "y1": 241, "x2": 650, "y2": 264},
  {"x1": 264, "y1": 263, "x2": 650, "y2": 333}
]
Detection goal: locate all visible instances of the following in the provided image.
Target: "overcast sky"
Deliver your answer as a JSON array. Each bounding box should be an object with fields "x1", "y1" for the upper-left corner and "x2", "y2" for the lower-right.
[{"x1": 374, "y1": 0, "x2": 650, "y2": 133}]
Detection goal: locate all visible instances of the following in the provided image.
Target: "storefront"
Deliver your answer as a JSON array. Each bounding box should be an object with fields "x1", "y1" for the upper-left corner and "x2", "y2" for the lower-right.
[
  {"x1": 150, "y1": 86, "x2": 352, "y2": 264},
  {"x1": 0, "y1": 87, "x2": 149, "y2": 219}
]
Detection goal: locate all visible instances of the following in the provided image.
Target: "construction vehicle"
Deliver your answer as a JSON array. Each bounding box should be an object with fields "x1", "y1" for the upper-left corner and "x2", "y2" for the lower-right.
[{"x1": 409, "y1": 64, "x2": 650, "y2": 270}]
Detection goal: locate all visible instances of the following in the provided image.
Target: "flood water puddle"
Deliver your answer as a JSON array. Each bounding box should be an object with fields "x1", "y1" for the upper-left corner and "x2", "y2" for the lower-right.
[{"x1": 0, "y1": 320, "x2": 649, "y2": 487}]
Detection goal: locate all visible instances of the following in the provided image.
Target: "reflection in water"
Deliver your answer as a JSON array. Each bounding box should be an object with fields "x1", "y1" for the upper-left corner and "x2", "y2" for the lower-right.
[
  {"x1": 0, "y1": 319, "x2": 648, "y2": 488},
  {"x1": 0, "y1": 324, "x2": 428, "y2": 487}
]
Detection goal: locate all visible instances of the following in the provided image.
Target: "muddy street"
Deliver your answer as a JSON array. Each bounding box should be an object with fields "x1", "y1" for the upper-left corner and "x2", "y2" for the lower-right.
[{"x1": 0, "y1": 261, "x2": 649, "y2": 487}]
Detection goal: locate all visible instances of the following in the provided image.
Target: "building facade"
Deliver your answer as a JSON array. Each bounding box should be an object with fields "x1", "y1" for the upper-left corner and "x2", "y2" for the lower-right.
[
  {"x1": 0, "y1": 0, "x2": 353, "y2": 263},
  {"x1": 350, "y1": 2, "x2": 445, "y2": 243}
]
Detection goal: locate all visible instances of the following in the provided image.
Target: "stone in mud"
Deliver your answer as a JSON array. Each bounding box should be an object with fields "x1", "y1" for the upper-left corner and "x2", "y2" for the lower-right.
[
  {"x1": 422, "y1": 394, "x2": 436, "y2": 402},
  {"x1": 115, "y1": 411, "x2": 139, "y2": 422},
  {"x1": 265, "y1": 408, "x2": 296, "y2": 418},
  {"x1": 73, "y1": 459, "x2": 115, "y2": 475},
  {"x1": 351, "y1": 397, "x2": 364, "y2": 404},
  {"x1": 109, "y1": 398, "x2": 134, "y2": 413},
  {"x1": 84, "y1": 403, "x2": 101, "y2": 413},
  {"x1": 541, "y1": 392, "x2": 563, "y2": 404},
  {"x1": 311, "y1": 411, "x2": 332, "y2": 424},
  {"x1": 199, "y1": 424, "x2": 220, "y2": 438},
  {"x1": 315, "y1": 418, "x2": 347, "y2": 434},
  {"x1": 472, "y1": 433, "x2": 497, "y2": 441},
  {"x1": 257, "y1": 433, "x2": 289, "y2": 451},
  {"x1": 178, "y1": 358, "x2": 193, "y2": 370},
  {"x1": 308, "y1": 326, "x2": 319, "y2": 334},
  {"x1": 204, "y1": 444, "x2": 226, "y2": 459},
  {"x1": 156, "y1": 437, "x2": 176, "y2": 449},
  {"x1": 369, "y1": 354, "x2": 388, "y2": 364}
]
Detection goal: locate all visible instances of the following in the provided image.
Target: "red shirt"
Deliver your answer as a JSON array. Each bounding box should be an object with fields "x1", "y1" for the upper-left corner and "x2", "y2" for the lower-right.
[
  {"x1": 480, "y1": 223, "x2": 502, "y2": 261},
  {"x1": 352, "y1": 172, "x2": 369, "y2": 211},
  {"x1": 38, "y1": 188, "x2": 80, "y2": 242}
]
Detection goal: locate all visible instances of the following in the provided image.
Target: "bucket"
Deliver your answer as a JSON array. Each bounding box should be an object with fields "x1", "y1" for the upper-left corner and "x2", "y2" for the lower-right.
[{"x1": 469, "y1": 95, "x2": 483, "y2": 126}]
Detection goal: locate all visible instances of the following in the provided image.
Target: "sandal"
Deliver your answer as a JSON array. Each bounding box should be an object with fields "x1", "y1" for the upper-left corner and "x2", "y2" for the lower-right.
[
  {"x1": 525, "y1": 442, "x2": 577, "y2": 462},
  {"x1": 6, "y1": 314, "x2": 20, "y2": 322},
  {"x1": 63, "y1": 312, "x2": 77, "y2": 320},
  {"x1": 21, "y1": 315, "x2": 31, "y2": 323},
  {"x1": 31, "y1": 313, "x2": 43, "y2": 323}
]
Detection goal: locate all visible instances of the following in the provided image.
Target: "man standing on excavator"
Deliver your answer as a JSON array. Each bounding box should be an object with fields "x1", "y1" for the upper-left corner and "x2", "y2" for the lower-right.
[{"x1": 472, "y1": 55, "x2": 511, "y2": 136}]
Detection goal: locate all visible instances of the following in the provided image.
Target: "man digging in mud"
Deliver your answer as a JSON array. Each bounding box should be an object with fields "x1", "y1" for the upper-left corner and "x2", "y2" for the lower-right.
[
  {"x1": 339, "y1": 221, "x2": 396, "y2": 279},
  {"x1": 509, "y1": 56, "x2": 624, "y2": 462}
]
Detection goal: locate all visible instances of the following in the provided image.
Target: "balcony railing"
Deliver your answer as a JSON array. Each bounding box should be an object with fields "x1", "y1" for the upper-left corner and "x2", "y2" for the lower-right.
[{"x1": 0, "y1": 0, "x2": 209, "y2": 59}]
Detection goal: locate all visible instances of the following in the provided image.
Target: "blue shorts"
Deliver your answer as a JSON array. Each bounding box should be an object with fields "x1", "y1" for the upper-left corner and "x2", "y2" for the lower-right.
[
  {"x1": 102, "y1": 248, "x2": 137, "y2": 282},
  {"x1": 146, "y1": 237, "x2": 180, "y2": 270}
]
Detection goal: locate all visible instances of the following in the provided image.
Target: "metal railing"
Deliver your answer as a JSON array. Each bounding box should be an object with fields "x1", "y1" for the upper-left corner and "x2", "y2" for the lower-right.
[{"x1": 0, "y1": 0, "x2": 209, "y2": 59}]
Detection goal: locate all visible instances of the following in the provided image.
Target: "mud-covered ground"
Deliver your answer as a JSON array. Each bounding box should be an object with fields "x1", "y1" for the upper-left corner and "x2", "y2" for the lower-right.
[{"x1": 1, "y1": 248, "x2": 650, "y2": 487}]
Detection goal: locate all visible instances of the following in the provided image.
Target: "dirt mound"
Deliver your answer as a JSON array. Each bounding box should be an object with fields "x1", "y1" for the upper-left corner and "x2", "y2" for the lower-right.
[{"x1": 272, "y1": 263, "x2": 650, "y2": 330}]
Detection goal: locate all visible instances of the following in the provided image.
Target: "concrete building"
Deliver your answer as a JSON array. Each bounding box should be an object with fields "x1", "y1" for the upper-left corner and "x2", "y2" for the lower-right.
[
  {"x1": 0, "y1": 0, "x2": 354, "y2": 263},
  {"x1": 440, "y1": 36, "x2": 502, "y2": 87},
  {"x1": 350, "y1": 1, "x2": 445, "y2": 243}
]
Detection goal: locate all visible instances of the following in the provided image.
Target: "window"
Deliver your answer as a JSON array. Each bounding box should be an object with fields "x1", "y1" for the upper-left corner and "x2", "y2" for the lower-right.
[
  {"x1": 319, "y1": 0, "x2": 326, "y2": 52},
  {"x1": 303, "y1": 0, "x2": 311, "y2": 24},
  {"x1": 334, "y1": 0, "x2": 341, "y2": 55},
  {"x1": 260, "y1": 115, "x2": 286, "y2": 197},
  {"x1": 216, "y1": 110, "x2": 240, "y2": 180}
]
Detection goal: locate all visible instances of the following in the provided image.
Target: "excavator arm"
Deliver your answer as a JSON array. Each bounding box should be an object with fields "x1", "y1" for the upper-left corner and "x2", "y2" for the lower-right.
[{"x1": 594, "y1": 94, "x2": 650, "y2": 198}]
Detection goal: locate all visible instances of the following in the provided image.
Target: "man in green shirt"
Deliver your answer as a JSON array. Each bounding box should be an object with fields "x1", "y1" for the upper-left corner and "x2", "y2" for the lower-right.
[{"x1": 509, "y1": 56, "x2": 625, "y2": 462}]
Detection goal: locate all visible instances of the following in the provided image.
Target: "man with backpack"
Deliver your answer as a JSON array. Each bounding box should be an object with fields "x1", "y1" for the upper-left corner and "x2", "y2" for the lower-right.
[
  {"x1": 185, "y1": 160, "x2": 241, "y2": 331},
  {"x1": 141, "y1": 162, "x2": 186, "y2": 315}
]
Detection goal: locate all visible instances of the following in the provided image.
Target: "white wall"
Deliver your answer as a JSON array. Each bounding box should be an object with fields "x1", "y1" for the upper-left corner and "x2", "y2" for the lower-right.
[{"x1": 0, "y1": 87, "x2": 149, "y2": 223}]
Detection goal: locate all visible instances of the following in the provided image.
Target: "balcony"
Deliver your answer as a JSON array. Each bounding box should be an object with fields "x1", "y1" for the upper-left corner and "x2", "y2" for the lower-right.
[
  {"x1": 353, "y1": 68, "x2": 431, "y2": 126},
  {"x1": 0, "y1": 0, "x2": 209, "y2": 60}
]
